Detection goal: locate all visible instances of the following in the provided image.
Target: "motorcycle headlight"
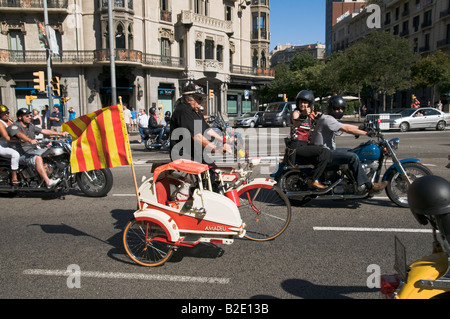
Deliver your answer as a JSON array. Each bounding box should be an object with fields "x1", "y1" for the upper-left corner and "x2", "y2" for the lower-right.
[{"x1": 389, "y1": 138, "x2": 399, "y2": 150}]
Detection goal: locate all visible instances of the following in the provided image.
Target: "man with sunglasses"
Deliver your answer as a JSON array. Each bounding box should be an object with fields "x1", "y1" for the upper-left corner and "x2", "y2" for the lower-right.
[
  {"x1": 7, "y1": 108, "x2": 67, "y2": 188},
  {"x1": 310, "y1": 95, "x2": 387, "y2": 194},
  {"x1": 170, "y1": 84, "x2": 230, "y2": 165}
]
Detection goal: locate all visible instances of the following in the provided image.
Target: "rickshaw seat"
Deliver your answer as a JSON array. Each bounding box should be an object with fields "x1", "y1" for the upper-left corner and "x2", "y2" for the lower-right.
[{"x1": 155, "y1": 179, "x2": 171, "y2": 205}]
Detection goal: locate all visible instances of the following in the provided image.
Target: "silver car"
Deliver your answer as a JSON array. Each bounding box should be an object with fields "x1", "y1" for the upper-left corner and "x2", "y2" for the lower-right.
[
  {"x1": 390, "y1": 107, "x2": 450, "y2": 132},
  {"x1": 234, "y1": 111, "x2": 263, "y2": 128}
]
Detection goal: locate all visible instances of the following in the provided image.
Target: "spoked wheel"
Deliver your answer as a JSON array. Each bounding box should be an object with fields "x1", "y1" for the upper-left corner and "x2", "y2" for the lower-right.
[
  {"x1": 239, "y1": 185, "x2": 291, "y2": 241},
  {"x1": 386, "y1": 162, "x2": 432, "y2": 208},
  {"x1": 123, "y1": 219, "x2": 174, "y2": 267}
]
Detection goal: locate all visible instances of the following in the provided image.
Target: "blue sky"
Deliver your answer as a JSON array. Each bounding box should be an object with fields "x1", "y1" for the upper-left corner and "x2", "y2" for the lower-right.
[{"x1": 270, "y1": 0, "x2": 325, "y2": 50}]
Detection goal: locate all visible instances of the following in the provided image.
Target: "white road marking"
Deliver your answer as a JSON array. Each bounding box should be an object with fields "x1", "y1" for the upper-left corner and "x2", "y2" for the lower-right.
[
  {"x1": 23, "y1": 269, "x2": 230, "y2": 284},
  {"x1": 313, "y1": 227, "x2": 432, "y2": 233}
]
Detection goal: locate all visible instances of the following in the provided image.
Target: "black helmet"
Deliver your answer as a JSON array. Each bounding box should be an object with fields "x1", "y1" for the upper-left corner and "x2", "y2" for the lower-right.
[
  {"x1": 408, "y1": 176, "x2": 450, "y2": 239},
  {"x1": 165, "y1": 111, "x2": 171, "y2": 117},
  {"x1": 149, "y1": 107, "x2": 157, "y2": 115},
  {"x1": 296, "y1": 90, "x2": 314, "y2": 108},
  {"x1": 17, "y1": 108, "x2": 31, "y2": 118},
  {"x1": 0, "y1": 104, "x2": 9, "y2": 115},
  {"x1": 327, "y1": 95, "x2": 346, "y2": 120}
]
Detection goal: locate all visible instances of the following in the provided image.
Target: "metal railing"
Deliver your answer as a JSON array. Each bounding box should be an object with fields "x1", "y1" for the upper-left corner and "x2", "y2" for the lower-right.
[{"x1": 0, "y1": 0, "x2": 68, "y2": 9}]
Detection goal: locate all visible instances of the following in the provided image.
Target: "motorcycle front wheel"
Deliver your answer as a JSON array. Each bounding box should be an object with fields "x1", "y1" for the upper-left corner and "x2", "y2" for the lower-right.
[
  {"x1": 76, "y1": 168, "x2": 113, "y2": 197},
  {"x1": 386, "y1": 162, "x2": 432, "y2": 208}
]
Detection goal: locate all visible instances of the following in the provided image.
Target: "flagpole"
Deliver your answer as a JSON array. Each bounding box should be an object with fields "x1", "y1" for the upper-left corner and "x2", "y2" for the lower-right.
[
  {"x1": 118, "y1": 97, "x2": 139, "y2": 204},
  {"x1": 108, "y1": 0, "x2": 117, "y2": 105}
]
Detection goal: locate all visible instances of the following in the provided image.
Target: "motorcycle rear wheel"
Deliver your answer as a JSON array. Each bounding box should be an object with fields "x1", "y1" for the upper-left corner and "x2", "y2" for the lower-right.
[
  {"x1": 145, "y1": 137, "x2": 161, "y2": 151},
  {"x1": 386, "y1": 162, "x2": 432, "y2": 208},
  {"x1": 76, "y1": 168, "x2": 113, "y2": 197},
  {"x1": 123, "y1": 219, "x2": 174, "y2": 267}
]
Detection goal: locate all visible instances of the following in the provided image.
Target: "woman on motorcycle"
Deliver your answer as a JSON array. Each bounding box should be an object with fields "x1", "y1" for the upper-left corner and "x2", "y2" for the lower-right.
[
  {"x1": 288, "y1": 90, "x2": 330, "y2": 189},
  {"x1": 0, "y1": 105, "x2": 19, "y2": 184}
]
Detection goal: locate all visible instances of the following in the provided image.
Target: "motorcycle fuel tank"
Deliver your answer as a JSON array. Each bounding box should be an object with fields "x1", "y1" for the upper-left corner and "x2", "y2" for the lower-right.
[{"x1": 354, "y1": 143, "x2": 381, "y2": 162}]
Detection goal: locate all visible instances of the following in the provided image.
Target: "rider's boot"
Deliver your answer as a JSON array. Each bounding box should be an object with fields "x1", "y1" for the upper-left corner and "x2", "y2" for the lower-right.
[{"x1": 307, "y1": 179, "x2": 328, "y2": 189}]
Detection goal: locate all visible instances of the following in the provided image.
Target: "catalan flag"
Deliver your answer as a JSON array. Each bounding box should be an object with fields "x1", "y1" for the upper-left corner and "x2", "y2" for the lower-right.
[{"x1": 62, "y1": 104, "x2": 132, "y2": 173}]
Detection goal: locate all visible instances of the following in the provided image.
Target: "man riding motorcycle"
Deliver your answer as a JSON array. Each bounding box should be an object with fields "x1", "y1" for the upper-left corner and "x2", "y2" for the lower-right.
[
  {"x1": 7, "y1": 108, "x2": 67, "y2": 188},
  {"x1": 310, "y1": 95, "x2": 387, "y2": 194},
  {"x1": 148, "y1": 107, "x2": 164, "y2": 144}
]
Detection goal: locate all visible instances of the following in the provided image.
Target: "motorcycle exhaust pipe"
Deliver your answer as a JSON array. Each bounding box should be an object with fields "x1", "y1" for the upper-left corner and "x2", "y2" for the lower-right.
[{"x1": 285, "y1": 179, "x2": 343, "y2": 197}]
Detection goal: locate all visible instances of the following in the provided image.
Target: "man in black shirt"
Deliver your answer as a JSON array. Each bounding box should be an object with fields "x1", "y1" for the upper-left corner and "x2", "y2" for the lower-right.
[{"x1": 170, "y1": 84, "x2": 230, "y2": 165}]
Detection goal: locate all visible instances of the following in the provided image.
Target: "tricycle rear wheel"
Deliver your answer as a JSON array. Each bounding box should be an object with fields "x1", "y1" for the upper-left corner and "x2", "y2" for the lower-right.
[{"x1": 123, "y1": 219, "x2": 174, "y2": 267}]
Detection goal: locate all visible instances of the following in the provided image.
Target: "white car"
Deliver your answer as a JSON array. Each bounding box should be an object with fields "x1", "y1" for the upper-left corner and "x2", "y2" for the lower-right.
[{"x1": 390, "y1": 107, "x2": 450, "y2": 132}]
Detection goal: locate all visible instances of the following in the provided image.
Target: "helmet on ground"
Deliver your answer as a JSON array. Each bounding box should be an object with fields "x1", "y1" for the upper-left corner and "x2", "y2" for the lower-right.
[
  {"x1": 327, "y1": 95, "x2": 346, "y2": 120},
  {"x1": 295, "y1": 90, "x2": 314, "y2": 108},
  {"x1": 17, "y1": 108, "x2": 31, "y2": 119},
  {"x1": 408, "y1": 176, "x2": 450, "y2": 240}
]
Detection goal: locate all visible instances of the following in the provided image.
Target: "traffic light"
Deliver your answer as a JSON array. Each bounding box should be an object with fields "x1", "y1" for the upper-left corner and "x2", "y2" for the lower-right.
[
  {"x1": 25, "y1": 95, "x2": 37, "y2": 105},
  {"x1": 33, "y1": 71, "x2": 45, "y2": 92},
  {"x1": 209, "y1": 89, "x2": 214, "y2": 99},
  {"x1": 51, "y1": 76, "x2": 60, "y2": 97},
  {"x1": 61, "y1": 97, "x2": 71, "y2": 104}
]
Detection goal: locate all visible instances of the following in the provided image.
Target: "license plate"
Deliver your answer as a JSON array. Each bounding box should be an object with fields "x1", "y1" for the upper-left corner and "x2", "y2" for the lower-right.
[{"x1": 394, "y1": 236, "x2": 407, "y2": 280}]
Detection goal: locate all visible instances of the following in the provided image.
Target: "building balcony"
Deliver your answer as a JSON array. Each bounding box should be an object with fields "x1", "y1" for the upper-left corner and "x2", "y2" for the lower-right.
[
  {"x1": 231, "y1": 64, "x2": 274, "y2": 77},
  {"x1": 0, "y1": 49, "x2": 184, "y2": 69},
  {"x1": 0, "y1": 0, "x2": 68, "y2": 11},
  {"x1": 179, "y1": 10, "x2": 233, "y2": 35}
]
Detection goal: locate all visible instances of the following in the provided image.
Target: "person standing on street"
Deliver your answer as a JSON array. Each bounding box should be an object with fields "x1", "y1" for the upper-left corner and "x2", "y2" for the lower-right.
[
  {"x1": 137, "y1": 108, "x2": 149, "y2": 144},
  {"x1": 48, "y1": 105, "x2": 63, "y2": 132}
]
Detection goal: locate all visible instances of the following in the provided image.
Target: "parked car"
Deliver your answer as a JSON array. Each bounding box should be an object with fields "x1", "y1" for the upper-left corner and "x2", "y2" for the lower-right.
[
  {"x1": 390, "y1": 107, "x2": 450, "y2": 132},
  {"x1": 260, "y1": 101, "x2": 296, "y2": 127},
  {"x1": 234, "y1": 111, "x2": 263, "y2": 128}
]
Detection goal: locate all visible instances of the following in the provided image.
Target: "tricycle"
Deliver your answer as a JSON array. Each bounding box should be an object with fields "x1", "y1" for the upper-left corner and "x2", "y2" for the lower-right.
[{"x1": 123, "y1": 158, "x2": 291, "y2": 267}]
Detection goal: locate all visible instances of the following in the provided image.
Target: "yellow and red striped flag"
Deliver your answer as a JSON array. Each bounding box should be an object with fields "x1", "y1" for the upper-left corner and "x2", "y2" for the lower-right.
[{"x1": 62, "y1": 104, "x2": 132, "y2": 173}]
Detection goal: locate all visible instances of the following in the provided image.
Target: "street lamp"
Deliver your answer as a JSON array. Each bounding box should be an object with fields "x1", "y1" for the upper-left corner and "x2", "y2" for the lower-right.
[{"x1": 239, "y1": 0, "x2": 251, "y2": 10}]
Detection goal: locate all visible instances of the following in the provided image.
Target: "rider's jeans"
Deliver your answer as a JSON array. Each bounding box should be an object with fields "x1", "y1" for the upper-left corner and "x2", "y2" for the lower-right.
[
  {"x1": 329, "y1": 148, "x2": 370, "y2": 187},
  {"x1": 151, "y1": 127, "x2": 164, "y2": 142}
]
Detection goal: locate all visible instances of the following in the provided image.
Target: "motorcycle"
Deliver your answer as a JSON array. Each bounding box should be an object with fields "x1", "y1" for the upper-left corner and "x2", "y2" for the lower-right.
[
  {"x1": 143, "y1": 127, "x2": 170, "y2": 151},
  {"x1": 272, "y1": 124, "x2": 432, "y2": 208},
  {"x1": 0, "y1": 138, "x2": 113, "y2": 197},
  {"x1": 380, "y1": 177, "x2": 450, "y2": 299}
]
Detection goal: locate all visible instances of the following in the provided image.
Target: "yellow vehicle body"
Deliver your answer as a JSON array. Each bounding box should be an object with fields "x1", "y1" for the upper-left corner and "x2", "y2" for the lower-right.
[{"x1": 396, "y1": 252, "x2": 449, "y2": 299}]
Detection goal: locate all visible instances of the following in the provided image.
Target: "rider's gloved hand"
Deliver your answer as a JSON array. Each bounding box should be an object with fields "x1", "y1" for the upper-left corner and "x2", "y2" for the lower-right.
[{"x1": 367, "y1": 129, "x2": 377, "y2": 138}]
